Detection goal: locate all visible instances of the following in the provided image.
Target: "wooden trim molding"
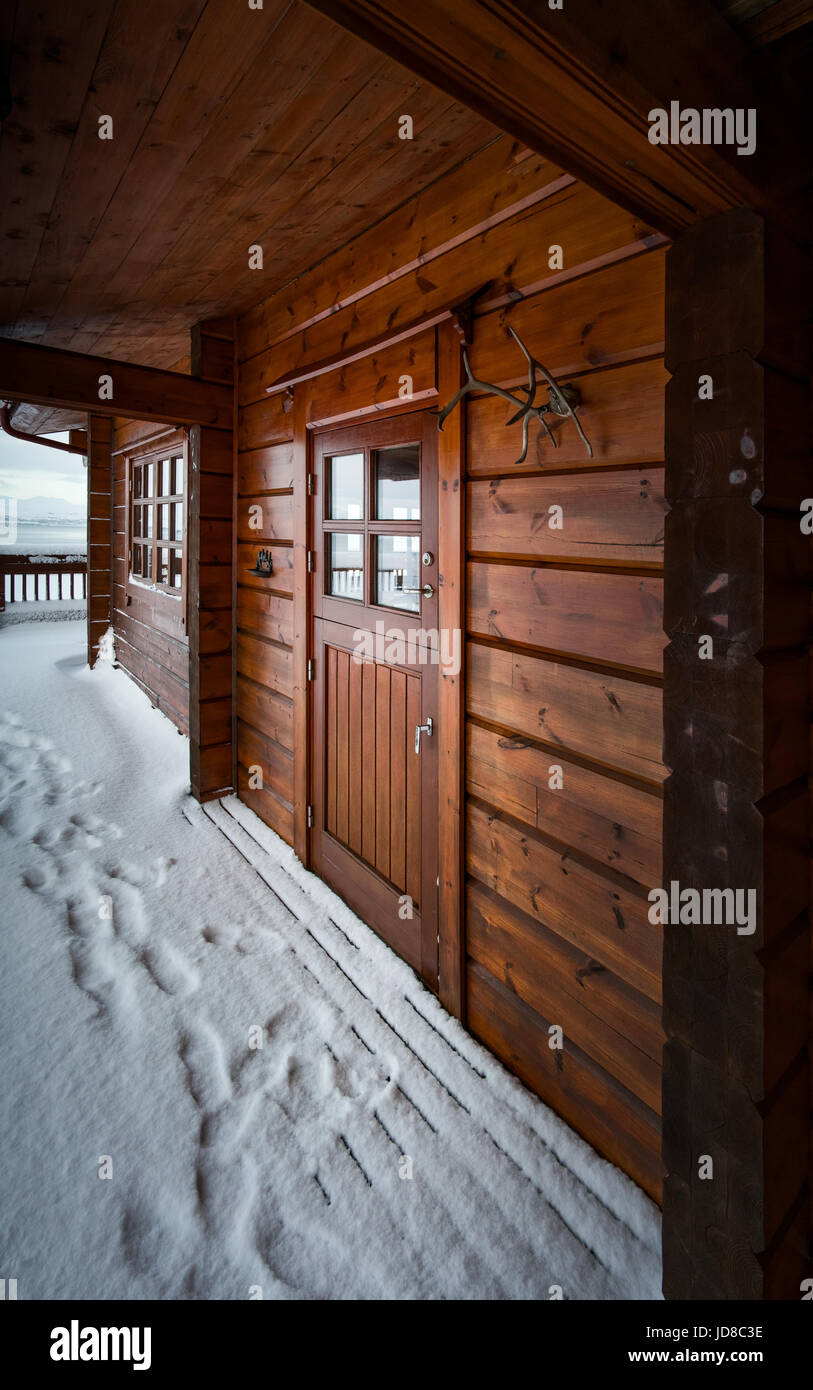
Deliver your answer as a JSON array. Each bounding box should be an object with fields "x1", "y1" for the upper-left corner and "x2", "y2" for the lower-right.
[
  {"x1": 291, "y1": 385, "x2": 310, "y2": 863},
  {"x1": 436, "y1": 321, "x2": 466, "y2": 1019}
]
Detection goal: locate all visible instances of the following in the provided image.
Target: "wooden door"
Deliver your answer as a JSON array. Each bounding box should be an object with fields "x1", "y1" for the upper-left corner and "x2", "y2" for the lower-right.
[{"x1": 310, "y1": 411, "x2": 439, "y2": 988}]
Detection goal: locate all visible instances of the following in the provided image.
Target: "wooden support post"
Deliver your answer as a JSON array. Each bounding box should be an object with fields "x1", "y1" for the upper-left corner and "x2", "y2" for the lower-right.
[
  {"x1": 87, "y1": 414, "x2": 111, "y2": 667},
  {"x1": 188, "y1": 319, "x2": 236, "y2": 802},
  {"x1": 662, "y1": 208, "x2": 811, "y2": 1299},
  {"x1": 436, "y1": 321, "x2": 466, "y2": 1018}
]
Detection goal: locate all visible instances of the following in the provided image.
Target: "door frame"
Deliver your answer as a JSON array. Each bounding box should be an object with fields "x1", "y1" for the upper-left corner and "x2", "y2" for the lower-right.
[
  {"x1": 290, "y1": 331, "x2": 466, "y2": 1011},
  {"x1": 308, "y1": 408, "x2": 440, "y2": 986}
]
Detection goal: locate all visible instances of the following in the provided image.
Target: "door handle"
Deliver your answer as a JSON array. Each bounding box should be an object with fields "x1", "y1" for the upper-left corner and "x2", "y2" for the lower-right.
[
  {"x1": 399, "y1": 583, "x2": 435, "y2": 598},
  {"x1": 415, "y1": 715, "x2": 433, "y2": 754}
]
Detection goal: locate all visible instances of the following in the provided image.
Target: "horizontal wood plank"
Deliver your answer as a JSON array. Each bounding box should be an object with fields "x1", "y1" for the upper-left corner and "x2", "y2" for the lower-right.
[
  {"x1": 236, "y1": 674, "x2": 294, "y2": 752},
  {"x1": 236, "y1": 587, "x2": 294, "y2": 645},
  {"x1": 236, "y1": 631, "x2": 293, "y2": 698},
  {"x1": 466, "y1": 721, "x2": 662, "y2": 886},
  {"x1": 467, "y1": 357, "x2": 667, "y2": 474},
  {"x1": 468, "y1": 562, "x2": 665, "y2": 673},
  {"x1": 236, "y1": 492, "x2": 294, "y2": 542},
  {"x1": 301, "y1": 332, "x2": 437, "y2": 427},
  {"x1": 469, "y1": 249, "x2": 665, "y2": 387},
  {"x1": 467, "y1": 641, "x2": 665, "y2": 785},
  {"x1": 468, "y1": 468, "x2": 666, "y2": 563},
  {"x1": 466, "y1": 799, "x2": 662, "y2": 1003},
  {"x1": 236, "y1": 718, "x2": 294, "y2": 804},
  {"x1": 236, "y1": 543, "x2": 294, "y2": 595},
  {"x1": 237, "y1": 443, "x2": 295, "y2": 494},
  {"x1": 467, "y1": 880, "x2": 662, "y2": 1109},
  {"x1": 467, "y1": 960, "x2": 662, "y2": 1201},
  {"x1": 237, "y1": 766, "x2": 294, "y2": 845}
]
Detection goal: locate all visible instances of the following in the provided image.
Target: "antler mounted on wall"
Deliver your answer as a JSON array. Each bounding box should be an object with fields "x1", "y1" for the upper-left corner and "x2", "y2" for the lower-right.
[{"x1": 435, "y1": 325, "x2": 593, "y2": 462}]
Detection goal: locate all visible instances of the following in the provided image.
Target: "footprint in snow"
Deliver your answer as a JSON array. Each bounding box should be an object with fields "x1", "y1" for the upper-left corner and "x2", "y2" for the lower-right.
[
  {"x1": 105, "y1": 859, "x2": 148, "y2": 887},
  {"x1": 180, "y1": 1020, "x2": 233, "y2": 1114},
  {"x1": 202, "y1": 922, "x2": 239, "y2": 948},
  {"x1": 22, "y1": 864, "x2": 54, "y2": 892},
  {"x1": 120, "y1": 1195, "x2": 194, "y2": 1283},
  {"x1": 140, "y1": 942, "x2": 199, "y2": 998}
]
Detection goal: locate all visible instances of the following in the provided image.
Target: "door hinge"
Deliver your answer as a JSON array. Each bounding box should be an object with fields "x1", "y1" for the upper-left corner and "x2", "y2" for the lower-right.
[
  {"x1": 307, "y1": 473, "x2": 317, "y2": 496},
  {"x1": 307, "y1": 550, "x2": 315, "y2": 573},
  {"x1": 307, "y1": 805, "x2": 314, "y2": 828},
  {"x1": 307, "y1": 658, "x2": 315, "y2": 680}
]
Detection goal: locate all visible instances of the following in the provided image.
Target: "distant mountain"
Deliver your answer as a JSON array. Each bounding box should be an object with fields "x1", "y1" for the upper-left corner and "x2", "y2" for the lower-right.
[{"x1": 15, "y1": 496, "x2": 85, "y2": 521}]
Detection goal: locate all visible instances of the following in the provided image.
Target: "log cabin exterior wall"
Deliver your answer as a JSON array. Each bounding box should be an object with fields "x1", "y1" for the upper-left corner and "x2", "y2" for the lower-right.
[
  {"x1": 235, "y1": 134, "x2": 668, "y2": 1199},
  {"x1": 110, "y1": 415, "x2": 190, "y2": 734},
  {"x1": 234, "y1": 395, "x2": 296, "y2": 843}
]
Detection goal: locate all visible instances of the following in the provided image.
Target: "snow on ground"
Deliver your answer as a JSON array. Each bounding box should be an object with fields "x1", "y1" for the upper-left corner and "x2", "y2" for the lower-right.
[
  {"x1": 0, "y1": 598, "x2": 86, "y2": 627},
  {"x1": 0, "y1": 619, "x2": 661, "y2": 1300}
]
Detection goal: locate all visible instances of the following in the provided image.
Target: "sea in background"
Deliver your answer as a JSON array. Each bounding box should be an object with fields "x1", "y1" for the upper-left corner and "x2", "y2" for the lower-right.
[{"x1": 0, "y1": 520, "x2": 87, "y2": 556}]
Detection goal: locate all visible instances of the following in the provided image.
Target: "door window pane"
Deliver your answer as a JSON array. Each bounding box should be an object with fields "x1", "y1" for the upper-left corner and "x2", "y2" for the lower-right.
[
  {"x1": 143, "y1": 463, "x2": 155, "y2": 498},
  {"x1": 327, "y1": 453, "x2": 364, "y2": 520},
  {"x1": 159, "y1": 458, "x2": 173, "y2": 496},
  {"x1": 172, "y1": 502, "x2": 183, "y2": 541},
  {"x1": 326, "y1": 533, "x2": 363, "y2": 600},
  {"x1": 158, "y1": 548, "x2": 170, "y2": 586},
  {"x1": 142, "y1": 545, "x2": 153, "y2": 580},
  {"x1": 172, "y1": 457, "x2": 185, "y2": 495},
  {"x1": 375, "y1": 535, "x2": 421, "y2": 612},
  {"x1": 158, "y1": 504, "x2": 170, "y2": 539},
  {"x1": 374, "y1": 444, "x2": 420, "y2": 521},
  {"x1": 170, "y1": 550, "x2": 183, "y2": 588}
]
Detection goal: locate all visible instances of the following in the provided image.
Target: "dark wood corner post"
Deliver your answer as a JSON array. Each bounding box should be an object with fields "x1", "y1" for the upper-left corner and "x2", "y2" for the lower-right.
[
  {"x1": 87, "y1": 414, "x2": 112, "y2": 667},
  {"x1": 663, "y1": 208, "x2": 811, "y2": 1299},
  {"x1": 188, "y1": 319, "x2": 236, "y2": 802}
]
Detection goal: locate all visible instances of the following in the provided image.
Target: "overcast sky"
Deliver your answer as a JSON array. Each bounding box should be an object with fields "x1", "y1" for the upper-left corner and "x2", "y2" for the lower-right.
[{"x1": 0, "y1": 431, "x2": 86, "y2": 506}]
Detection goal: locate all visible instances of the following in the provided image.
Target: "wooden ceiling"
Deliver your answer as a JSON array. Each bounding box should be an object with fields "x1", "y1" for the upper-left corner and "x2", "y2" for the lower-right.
[
  {"x1": 2, "y1": 0, "x2": 810, "y2": 437},
  {"x1": 0, "y1": 0, "x2": 497, "y2": 407}
]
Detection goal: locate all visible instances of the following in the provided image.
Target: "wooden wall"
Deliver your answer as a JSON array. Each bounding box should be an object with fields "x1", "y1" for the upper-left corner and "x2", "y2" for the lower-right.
[
  {"x1": 235, "y1": 133, "x2": 667, "y2": 1198},
  {"x1": 464, "y1": 347, "x2": 667, "y2": 1204},
  {"x1": 234, "y1": 386, "x2": 296, "y2": 841},
  {"x1": 111, "y1": 416, "x2": 190, "y2": 734}
]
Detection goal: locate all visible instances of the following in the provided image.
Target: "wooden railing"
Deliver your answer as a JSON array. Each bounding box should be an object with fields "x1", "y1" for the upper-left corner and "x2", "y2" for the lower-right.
[
  {"x1": 0, "y1": 554, "x2": 88, "y2": 610},
  {"x1": 331, "y1": 566, "x2": 409, "y2": 597}
]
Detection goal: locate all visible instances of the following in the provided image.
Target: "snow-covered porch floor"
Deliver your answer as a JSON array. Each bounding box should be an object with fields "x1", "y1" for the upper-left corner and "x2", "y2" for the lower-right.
[{"x1": 0, "y1": 620, "x2": 661, "y2": 1300}]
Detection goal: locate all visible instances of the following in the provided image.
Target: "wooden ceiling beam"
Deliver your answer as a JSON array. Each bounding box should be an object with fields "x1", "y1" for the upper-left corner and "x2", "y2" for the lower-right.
[
  {"x1": 301, "y1": 0, "x2": 791, "y2": 236},
  {"x1": 740, "y1": 0, "x2": 813, "y2": 44},
  {"x1": 0, "y1": 337, "x2": 232, "y2": 429}
]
